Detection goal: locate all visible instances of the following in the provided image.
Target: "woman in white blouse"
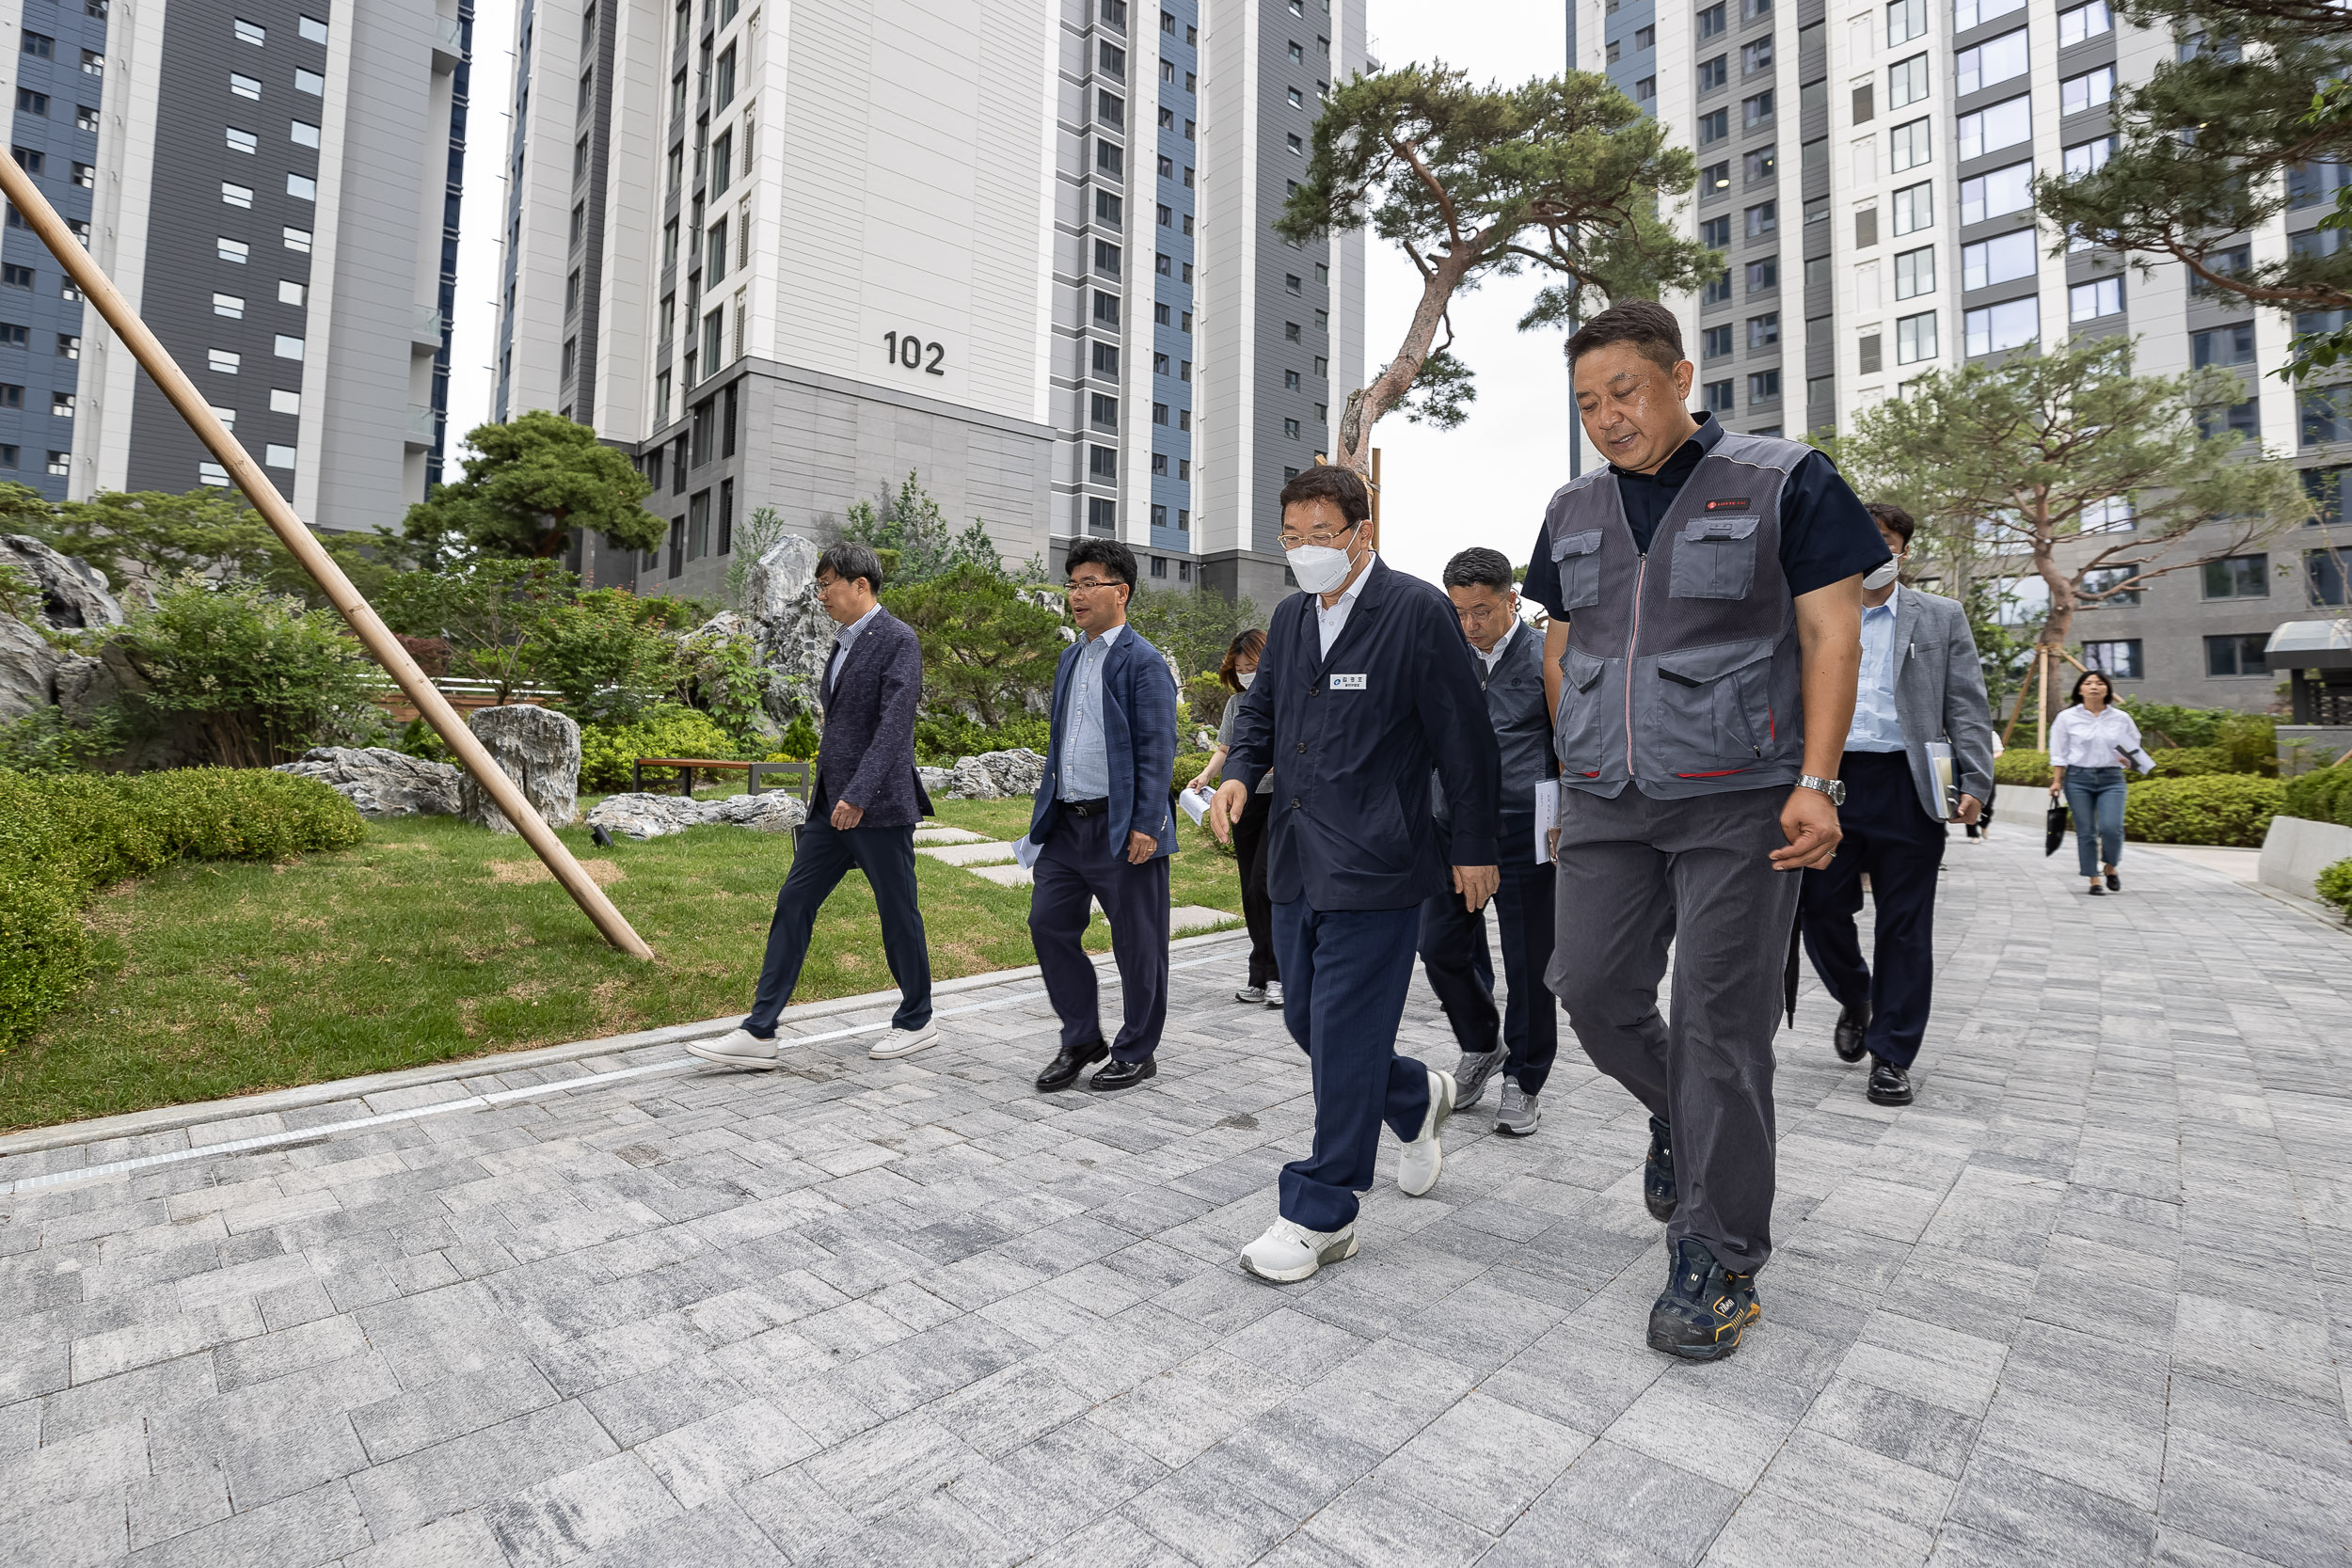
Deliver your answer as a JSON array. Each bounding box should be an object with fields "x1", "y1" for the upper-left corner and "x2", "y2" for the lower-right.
[{"x1": 2046, "y1": 670, "x2": 2142, "y2": 895}]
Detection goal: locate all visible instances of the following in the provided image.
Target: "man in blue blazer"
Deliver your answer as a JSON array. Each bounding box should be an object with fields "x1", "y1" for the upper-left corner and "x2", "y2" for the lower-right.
[
  {"x1": 689, "y1": 542, "x2": 939, "y2": 1070},
  {"x1": 1026, "y1": 538, "x2": 1181, "y2": 1094},
  {"x1": 1211, "y1": 466, "x2": 1502, "y2": 1282}
]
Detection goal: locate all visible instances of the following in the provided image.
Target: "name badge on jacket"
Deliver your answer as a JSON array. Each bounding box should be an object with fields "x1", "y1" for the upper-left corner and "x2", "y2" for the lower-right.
[{"x1": 1329, "y1": 673, "x2": 1367, "y2": 690}]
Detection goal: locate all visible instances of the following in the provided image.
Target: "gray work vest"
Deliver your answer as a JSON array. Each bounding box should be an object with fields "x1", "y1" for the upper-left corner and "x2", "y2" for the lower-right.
[{"x1": 1543, "y1": 430, "x2": 1809, "y2": 800}]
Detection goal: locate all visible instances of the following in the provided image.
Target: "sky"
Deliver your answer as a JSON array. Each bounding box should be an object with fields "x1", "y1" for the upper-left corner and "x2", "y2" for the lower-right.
[{"x1": 443, "y1": 1, "x2": 1578, "y2": 582}]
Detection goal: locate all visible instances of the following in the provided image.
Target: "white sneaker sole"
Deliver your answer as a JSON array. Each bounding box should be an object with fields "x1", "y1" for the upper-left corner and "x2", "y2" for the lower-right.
[
  {"x1": 868, "y1": 1027, "x2": 939, "y2": 1060},
  {"x1": 685, "y1": 1037, "x2": 779, "y2": 1070},
  {"x1": 1240, "y1": 1230, "x2": 1357, "y2": 1284},
  {"x1": 1398, "y1": 1070, "x2": 1455, "y2": 1197}
]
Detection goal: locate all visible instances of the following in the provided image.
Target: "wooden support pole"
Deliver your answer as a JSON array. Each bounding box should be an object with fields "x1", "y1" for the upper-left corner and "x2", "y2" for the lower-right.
[{"x1": 0, "y1": 157, "x2": 655, "y2": 961}]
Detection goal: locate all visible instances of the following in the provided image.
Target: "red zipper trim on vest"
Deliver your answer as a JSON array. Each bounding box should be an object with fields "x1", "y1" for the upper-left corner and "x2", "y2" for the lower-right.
[
  {"x1": 1624, "y1": 554, "x2": 1646, "y2": 778},
  {"x1": 1674, "y1": 768, "x2": 1751, "y2": 778}
]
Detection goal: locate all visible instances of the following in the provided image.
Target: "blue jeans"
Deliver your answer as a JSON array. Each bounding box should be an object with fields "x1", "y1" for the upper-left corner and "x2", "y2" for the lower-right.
[{"x1": 2063, "y1": 767, "x2": 2126, "y2": 878}]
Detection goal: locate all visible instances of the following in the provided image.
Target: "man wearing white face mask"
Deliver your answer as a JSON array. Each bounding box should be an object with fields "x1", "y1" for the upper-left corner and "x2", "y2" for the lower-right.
[
  {"x1": 1798, "y1": 502, "x2": 1995, "y2": 1108},
  {"x1": 1209, "y1": 465, "x2": 1502, "y2": 1285}
]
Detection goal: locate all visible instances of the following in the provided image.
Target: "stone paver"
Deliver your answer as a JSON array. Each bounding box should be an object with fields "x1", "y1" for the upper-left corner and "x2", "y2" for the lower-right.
[{"x1": 1, "y1": 831, "x2": 2347, "y2": 1566}]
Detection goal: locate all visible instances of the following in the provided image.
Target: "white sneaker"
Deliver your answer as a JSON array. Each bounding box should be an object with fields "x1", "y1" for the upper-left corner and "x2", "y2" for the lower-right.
[
  {"x1": 868, "y1": 1022, "x2": 940, "y2": 1060},
  {"x1": 686, "y1": 1027, "x2": 779, "y2": 1069},
  {"x1": 1239, "y1": 1216, "x2": 1358, "y2": 1283},
  {"x1": 1397, "y1": 1069, "x2": 1455, "y2": 1196},
  {"x1": 1263, "y1": 980, "x2": 1285, "y2": 1008},
  {"x1": 1235, "y1": 985, "x2": 1267, "y2": 1005}
]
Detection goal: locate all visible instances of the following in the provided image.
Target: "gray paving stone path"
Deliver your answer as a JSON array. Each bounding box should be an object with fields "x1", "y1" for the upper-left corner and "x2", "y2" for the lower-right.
[{"x1": 1, "y1": 829, "x2": 2348, "y2": 1567}]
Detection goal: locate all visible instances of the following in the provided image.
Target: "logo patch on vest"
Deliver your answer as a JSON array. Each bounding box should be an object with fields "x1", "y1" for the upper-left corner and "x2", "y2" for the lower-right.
[{"x1": 1706, "y1": 497, "x2": 1751, "y2": 511}]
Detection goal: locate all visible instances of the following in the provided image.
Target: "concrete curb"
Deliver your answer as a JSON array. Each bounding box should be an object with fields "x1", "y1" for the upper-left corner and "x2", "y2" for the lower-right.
[{"x1": 0, "y1": 927, "x2": 1250, "y2": 1159}]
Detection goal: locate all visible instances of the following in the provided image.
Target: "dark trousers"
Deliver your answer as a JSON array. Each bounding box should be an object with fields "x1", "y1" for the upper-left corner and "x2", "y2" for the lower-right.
[
  {"x1": 1029, "y1": 807, "x2": 1171, "y2": 1063},
  {"x1": 1801, "y1": 749, "x2": 1947, "y2": 1069},
  {"x1": 1418, "y1": 846, "x2": 1560, "y2": 1094},
  {"x1": 744, "y1": 816, "x2": 930, "y2": 1036},
  {"x1": 1232, "y1": 789, "x2": 1279, "y2": 988},
  {"x1": 1547, "y1": 784, "x2": 1798, "y2": 1275},
  {"x1": 1271, "y1": 898, "x2": 1431, "y2": 1231}
]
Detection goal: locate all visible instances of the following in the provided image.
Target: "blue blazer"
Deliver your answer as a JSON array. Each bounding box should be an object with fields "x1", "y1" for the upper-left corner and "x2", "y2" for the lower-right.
[
  {"x1": 1225, "y1": 558, "x2": 1501, "y2": 911},
  {"x1": 814, "y1": 607, "x2": 931, "y2": 828},
  {"x1": 1027, "y1": 625, "x2": 1180, "y2": 859}
]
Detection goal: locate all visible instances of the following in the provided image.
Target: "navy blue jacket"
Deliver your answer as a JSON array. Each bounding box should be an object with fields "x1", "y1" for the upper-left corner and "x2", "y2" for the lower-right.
[
  {"x1": 1027, "y1": 625, "x2": 1179, "y2": 859},
  {"x1": 1225, "y1": 558, "x2": 1501, "y2": 911},
  {"x1": 815, "y1": 606, "x2": 932, "y2": 828},
  {"x1": 1433, "y1": 619, "x2": 1557, "y2": 862}
]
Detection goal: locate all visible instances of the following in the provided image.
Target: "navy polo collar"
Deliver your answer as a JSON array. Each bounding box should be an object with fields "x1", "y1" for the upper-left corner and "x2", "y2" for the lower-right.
[{"x1": 1608, "y1": 410, "x2": 1723, "y2": 491}]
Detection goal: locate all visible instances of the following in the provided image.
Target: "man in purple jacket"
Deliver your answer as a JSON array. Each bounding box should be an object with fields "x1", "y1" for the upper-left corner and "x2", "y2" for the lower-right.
[{"x1": 689, "y1": 541, "x2": 939, "y2": 1069}]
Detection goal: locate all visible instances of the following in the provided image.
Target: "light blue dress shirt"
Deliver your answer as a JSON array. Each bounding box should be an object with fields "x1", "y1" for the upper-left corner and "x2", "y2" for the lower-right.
[
  {"x1": 1845, "y1": 591, "x2": 1906, "y2": 752},
  {"x1": 1058, "y1": 622, "x2": 1122, "y2": 799}
]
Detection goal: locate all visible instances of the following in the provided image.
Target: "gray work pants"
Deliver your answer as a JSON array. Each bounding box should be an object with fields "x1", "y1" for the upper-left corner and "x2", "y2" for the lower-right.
[{"x1": 1546, "y1": 784, "x2": 1799, "y2": 1275}]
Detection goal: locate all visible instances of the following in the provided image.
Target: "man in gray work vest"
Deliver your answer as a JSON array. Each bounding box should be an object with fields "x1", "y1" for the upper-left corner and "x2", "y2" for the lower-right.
[{"x1": 1525, "y1": 300, "x2": 1885, "y2": 1362}]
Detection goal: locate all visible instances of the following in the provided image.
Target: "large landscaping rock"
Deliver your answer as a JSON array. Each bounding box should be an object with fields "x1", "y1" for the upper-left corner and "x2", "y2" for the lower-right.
[
  {"x1": 948, "y1": 748, "x2": 1046, "y2": 799},
  {"x1": 701, "y1": 789, "x2": 808, "y2": 832},
  {"x1": 272, "y1": 746, "x2": 461, "y2": 818},
  {"x1": 583, "y1": 787, "x2": 809, "y2": 840},
  {"x1": 916, "y1": 765, "x2": 954, "y2": 801},
  {"x1": 459, "y1": 705, "x2": 581, "y2": 834},
  {"x1": 739, "y1": 533, "x2": 833, "y2": 727},
  {"x1": 0, "y1": 610, "x2": 57, "y2": 721},
  {"x1": 1, "y1": 534, "x2": 122, "y2": 631}
]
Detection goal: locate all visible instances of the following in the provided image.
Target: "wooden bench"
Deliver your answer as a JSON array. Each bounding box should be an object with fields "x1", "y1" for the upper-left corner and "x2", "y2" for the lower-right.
[{"x1": 631, "y1": 758, "x2": 812, "y2": 799}]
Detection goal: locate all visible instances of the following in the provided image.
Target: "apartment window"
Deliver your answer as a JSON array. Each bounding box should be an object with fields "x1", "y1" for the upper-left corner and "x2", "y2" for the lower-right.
[
  {"x1": 1964, "y1": 297, "x2": 2038, "y2": 356},
  {"x1": 0, "y1": 384, "x2": 19, "y2": 409},
  {"x1": 43, "y1": 451, "x2": 67, "y2": 478},
  {"x1": 1699, "y1": 2, "x2": 1727, "y2": 38},
  {"x1": 1097, "y1": 89, "x2": 1124, "y2": 130},
  {"x1": 1744, "y1": 147, "x2": 1776, "y2": 185},
  {"x1": 1962, "y1": 230, "x2": 2035, "y2": 290},
  {"x1": 1094, "y1": 341, "x2": 1120, "y2": 376},
  {"x1": 294, "y1": 68, "x2": 324, "y2": 96},
  {"x1": 714, "y1": 43, "x2": 737, "y2": 107},
  {"x1": 1608, "y1": 39, "x2": 1622, "y2": 63},
  {"x1": 662, "y1": 218, "x2": 679, "y2": 267},
  {"x1": 1090, "y1": 392, "x2": 1119, "y2": 429},
  {"x1": 2057, "y1": 0, "x2": 2111, "y2": 46},
  {"x1": 1960, "y1": 160, "x2": 2033, "y2": 224},
  {"x1": 258, "y1": 442, "x2": 295, "y2": 469},
  {"x1": 1852, "y1": 83, "x2": 1875, "y2": 123},
  {"x1": 2066, "y1": 136, "x2": 2115, "y2": 177},
  {"x1": 75, "y1": 104, "x2": 98, "y2": 133},
  {"x1": 1699, "y1": 108, "x2": 1730, "y2": 145},
  {"x1": 1888, "y1": 55, "x2": 1929, "y2": 111},
  {"x1": 2202, "y1": 634, "x2": 2269, "y2": 678},
  {"x1": 1859, "y1": 333, "x2": 1883, "y2": 373},
  {"x1": 2301, "y1": 387, "x2": 2350, "y2": 446},
  {"x1": 233, "y1": 17, "x2": 265, "y2": 45},
  {"x1": 221, "y1": 182, "x2": 254, "y2": 209},
  {"x1": 15, "y1": 89, "x2": 47, "y2": 118},
  {"x1": 1283, "y1": 417, "x2": 1301, "y2": 438},
  {"x1": 1747, "y1": 312, "x2": 1779, "y2": 348},
  {"x1": 707, "y1": 218, "x2": 727, "y2": 280},
  {"x1": 1095, "y1": 240, "x2": 1121, "y2": 277},
  {"x1": 2310, "y1": 547, "x2": 2349, "y2": 605},
  {"x1": 20, "y1": 32, "x2": 52, "y2": 58},
  {"x1": 711, "y1": 131, "x2": 732, "y2": 194},
  {"x1": 2061, "y1": 66, "x2": 2115, "y2": 115},
  {"x1": 290, "y1": 119, "x2": 320, "y2": 150},
  {"x1": 1155, "y1": 403, "x2": 1170, "y2": 424},
  {"x1": 2202, "y1": 554, "x2": 2270, "y2": 599},
  {"x1": 0, "y1": 325, "x2": 21, "y2": 349},
  {"x1": 1703, "y1": 324, "x2": 1735, "y2": 358},
  {"x1": 1893, "y1": 245, "x2": 1935, "y2": 298},
  {"x1": 653, "y1": 372, "x2": 671, "y2": 423},
  {"x1": 1700, "y1": 215, "x2": 1732, "y2": 249},
  {"x1": 1699, "y1": 55, "x2": 1727, "y2": 91},
  {"x1": 1743, "y1": 37, "x2": 1772, "y2": 75},
  {"x1": 1748, "y1": 370, "x2": 1781, "y2": 404},
  {"x1": 2193, "y1": 322, "x2": 2257, "y2": 368},
  {"x1": 286, "y1": 173, "x2": 316, "y2": 202},
  {"x1": 1745, "y1": 201, "x2": 1776, "y2": 237},
  {"x1": 1897, "y1": 309, "x2": 1938, "y2": 363},
  {"x1": 1637, "y1": 24, "x2": 1657, "y2": 48},
  {"x1": 212, "y1": 293, "x2": 245, "y2": 320},
  {"x1": 1805, "y1": 255, "x2": 1831, "y2": 287},
  {"x1": 217, "y1": 237, "x2": 250, "y2": 265},
  {"x1": 1288, "y1": 40, "x2": 1303, "y2": 62},
  {"x1": 1100, "y1": 40, "x2": 1126, "y2": 77},
  {"x1": 1287, "y1": 133, "x2": 1304, "y2": 156},
  {"x1": 1089, "y1": 444, "x2": 1119, "y2": 481},
  {"x1": 1705, "y1": 271, "x2": 1734, "y2": 305},
  {"x1": 1701, "y1": 161, "x2": 1730, "y2": 198},
  {"x1": 1705, "y1": 378, "x2": 1736, "y2": 411},
  {"x1": 194, "y1": 461, "x2": 229, "y2": 486},
  {"x1": 1747, "y1": 257, "x2": 1778, "y2": 293},
  {"x1": 2082, "y1": 641, "x2": 2142, "y2": 679},
  {"x1": 1742, "y1": 92, "x2": 1773, "y2": 130},
  {"x1": 1889, "y1": 119, "x2": 1931, "y2": 173},
  {"x1": 208, "y1": 347, "x2": 241, "y2": 373},
  {"x1": 1958, "y1": 96, "x2": 2030, "y2": 162},
  {"x1": 2070, "y1": 277, "x2": 2124, "y2": 321},
  {"x1": 1093, "y1": 290, "x2": 1120, "y2": 323},
  {"x1": 1886, "y1": 0, "x2": 1925, "y2": 44},
  {"x1": 1890, "y1": 182, "x2": 1931, "y2": 235},
  {"x1": 298, "y1": 13, "x2": 326, "y2": 42}
]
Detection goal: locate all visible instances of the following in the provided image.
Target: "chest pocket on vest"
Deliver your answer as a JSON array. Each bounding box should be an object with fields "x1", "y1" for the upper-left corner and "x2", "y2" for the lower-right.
[
  {"x1": 1549, "y1": 528, "x2": 1605, "y2": 610},
  {"x1": 1671, "y1": 515, "x2": 1760, "y2": 600}
]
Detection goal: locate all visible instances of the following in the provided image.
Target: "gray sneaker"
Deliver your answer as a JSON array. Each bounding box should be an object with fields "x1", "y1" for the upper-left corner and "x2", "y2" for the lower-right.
[
  {"x1": 1453, "y1": 1048, "x2": 1505, "y2": 1109},
  {"x1": 1495, "y1": 1083, "x2": 1539, "y2": 1137}
]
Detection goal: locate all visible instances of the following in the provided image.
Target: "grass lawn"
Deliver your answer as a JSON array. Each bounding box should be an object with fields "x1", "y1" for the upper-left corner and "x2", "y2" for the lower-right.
[{"x1": 3, "y1": 792, "x2": 1242, "y2": 1132}]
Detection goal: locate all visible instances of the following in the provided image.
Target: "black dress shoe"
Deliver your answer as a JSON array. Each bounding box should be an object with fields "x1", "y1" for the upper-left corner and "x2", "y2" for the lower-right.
[
  {"x1": 1867, "y1": 1056, "x2": 1914, "y2": 1106},
  {"x1": 1833, "y1": 1003, "x2": 1870, "y2": 1064},
  {"x1": 1089, "y1": 1055, "x2": 1158, "y2": 1092},
  {"x1": 1644, "y1": 1116, "x2": 1678, "y2": 1223},
  {"x1": 1035, "y1": 1039, "x2": 1108, "y2": 1093}
]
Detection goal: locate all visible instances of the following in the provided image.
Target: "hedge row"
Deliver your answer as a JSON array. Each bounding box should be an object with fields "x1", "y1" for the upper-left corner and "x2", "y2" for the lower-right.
[
  {"x1": 2283, "y1": 763, "x2": 2352, "y2": 830},
  {"x1": 0, "y1": 768, "x2": 365, "y2": 1050},
  {"x1": 2121, "y1": 775, "x2": 2286, "y2": 848}
]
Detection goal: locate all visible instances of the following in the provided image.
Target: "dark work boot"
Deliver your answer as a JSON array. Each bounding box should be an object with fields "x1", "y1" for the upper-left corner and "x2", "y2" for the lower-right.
[
  {"x1": 1867, "y1": 1055, "x2": 1914, "y2": 1107},
  {"x1": 1834, "y1": 1003, "x2": 1870, "y2": 1064},
  {"x1": 1644, "y1": 1117, "x2": 1677, "y2": 1223},
  {"x1": 1646, "y1": 1237, "x2": 1761, "y2": 1362}
]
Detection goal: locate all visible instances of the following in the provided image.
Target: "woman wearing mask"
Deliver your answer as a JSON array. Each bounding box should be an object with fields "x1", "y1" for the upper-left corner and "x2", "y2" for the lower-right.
[
  {"x1": 2047, "y1": 669, "x2": 2141, "y2": 895},
  {"x1": 1189, "y1": 628, "x2": 1280, "y2": 1004}
]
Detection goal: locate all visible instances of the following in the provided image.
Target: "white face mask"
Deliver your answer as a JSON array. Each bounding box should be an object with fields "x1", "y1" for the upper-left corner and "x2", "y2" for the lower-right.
[
  {"x1": 1863, "y1": 557, "x2": 1902, "y2": 590},
  {"x1": 1235, "y1": 672, "x2": 1255, "y2": 689},
  {"x1": 1286, "y1": 528, "x2": 1361, "y2": 594}
]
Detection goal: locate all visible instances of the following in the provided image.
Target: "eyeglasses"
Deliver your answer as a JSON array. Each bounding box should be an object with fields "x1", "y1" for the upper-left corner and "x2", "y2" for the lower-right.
[
  {"x1": 1066, "y1": 576, "x2": 1125, "y2": 594},
  {"x1": 1454, "y1": 600, "x2": 1511, "y2": 625},
  {"x1": 1277, "y1": 521, "x2": 1359, "y2": 551}
]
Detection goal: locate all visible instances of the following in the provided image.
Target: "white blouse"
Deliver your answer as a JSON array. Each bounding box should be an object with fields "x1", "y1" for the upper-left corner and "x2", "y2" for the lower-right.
[{"x1": 2048, "y1": 704, "x2": 2143, "y2": 770}]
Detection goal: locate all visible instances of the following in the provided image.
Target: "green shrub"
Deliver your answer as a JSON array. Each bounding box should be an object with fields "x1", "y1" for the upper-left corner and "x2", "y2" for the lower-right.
[
  {"x1": 577, "y1": 704, "x2": 741, "y2": 791},
  {"x1": 2316, "y1": 857, "x2": 2352, "y2": 921},
  {"x1": 1994, "y1": 749, "x2": 2051, "y2": 786},
  {"x1": 2122, "y1": 774, "x2": 2286, "y2": 847},
  {"x1": 2148, "y1": 746, "x2": 2233, "y2": 778},
  {"x1": 0, "y1": 768, "x2": 363, "y2": 1049},
  {"x1": 909, "y1": 713, "x2": 1052, "y2": 767},
  {"x1": 2283, "y1": 762, "x2": 2352, "y2": 829},
  {"x1": 0, "y1": 704, "x2": 125, "y2": 775},
  {"x1": 1172, "y1": 750, "x2": 1216, "y2": 797},
  {"x1": 2120, "y1": 699, "x2": 2276, "y2": 773}
]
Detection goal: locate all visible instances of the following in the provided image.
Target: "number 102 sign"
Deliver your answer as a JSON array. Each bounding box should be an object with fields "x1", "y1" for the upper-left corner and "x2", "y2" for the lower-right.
[{"x1": 882, "y1": 330, "x2": 946, "y2": 376}]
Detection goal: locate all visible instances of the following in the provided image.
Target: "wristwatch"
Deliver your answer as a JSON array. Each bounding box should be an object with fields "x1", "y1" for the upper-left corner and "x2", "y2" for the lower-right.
[{"x1": 1795, "y1": 774, "x2": 1848, "y2": 806}]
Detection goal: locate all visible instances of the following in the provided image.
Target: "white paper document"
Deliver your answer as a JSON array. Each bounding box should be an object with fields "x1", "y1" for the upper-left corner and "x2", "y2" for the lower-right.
[
  {"x1": 1011, "y1": 835, "x2": 1041, "y2": 869},
  {"x1": 1177, "y1": 786, "x2": 1213, "y2": 826},
  {"x1": 1534, "y1": 779, "x2": 1561, "y2": 865}
]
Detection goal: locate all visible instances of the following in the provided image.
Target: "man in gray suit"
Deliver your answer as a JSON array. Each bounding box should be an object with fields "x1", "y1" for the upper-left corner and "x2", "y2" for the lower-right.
[{"x1": 1800, "y1": 502, "x2": 1995, "y2": 1106}]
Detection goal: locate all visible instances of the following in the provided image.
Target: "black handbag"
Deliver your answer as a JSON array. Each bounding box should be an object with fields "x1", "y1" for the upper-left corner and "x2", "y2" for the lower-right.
[{"x1": 2044, "y1": 799, "x2": 2070, "y2": 857}]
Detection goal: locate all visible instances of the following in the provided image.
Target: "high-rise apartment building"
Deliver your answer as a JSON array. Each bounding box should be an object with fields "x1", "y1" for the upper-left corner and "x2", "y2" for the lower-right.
[
  {"x1": 12, "y1": 0, "x2": 469, "y2": 531},
  {"x1": 1589, "y1": 0, "x2": 2348, "y2": 709},
  {"x1": 494, "y1": 0, "x2": 1362, "y2": 610}
]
